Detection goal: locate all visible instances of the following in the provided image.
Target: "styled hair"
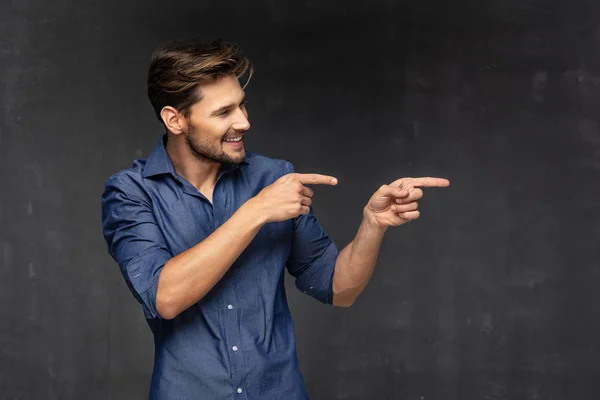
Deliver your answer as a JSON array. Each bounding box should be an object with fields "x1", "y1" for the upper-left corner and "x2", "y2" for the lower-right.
[{"x1": 147, "y1": 38, "x2": 253, "y2": 123}]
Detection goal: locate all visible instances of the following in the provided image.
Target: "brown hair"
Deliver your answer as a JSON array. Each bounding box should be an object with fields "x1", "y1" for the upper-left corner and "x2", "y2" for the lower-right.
[{"x1": 147, "y1": 38, "x2": 253, "y2": 123}]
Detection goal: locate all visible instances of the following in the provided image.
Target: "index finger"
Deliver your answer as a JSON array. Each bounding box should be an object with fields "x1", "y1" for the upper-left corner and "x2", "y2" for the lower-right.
[
  {"x1": 409, "y1": 177, "x2": 450, "y2": 188},
  {"x1": 392, "y1": 177, "x2": 450, "y2": 189},
  {"x1": 291, "y1": 173, "x2": 338, "y2": 186}
]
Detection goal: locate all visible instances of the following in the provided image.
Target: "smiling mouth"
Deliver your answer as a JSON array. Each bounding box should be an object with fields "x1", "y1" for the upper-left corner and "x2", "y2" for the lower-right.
[{"x1": 223, "y1": 135, "x2": 243, "y2": 143}]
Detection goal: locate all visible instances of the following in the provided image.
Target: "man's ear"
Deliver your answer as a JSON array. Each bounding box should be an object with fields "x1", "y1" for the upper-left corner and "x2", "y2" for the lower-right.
[{"x1": 160, "y1": 106, "x2": 186, "y2": 135}]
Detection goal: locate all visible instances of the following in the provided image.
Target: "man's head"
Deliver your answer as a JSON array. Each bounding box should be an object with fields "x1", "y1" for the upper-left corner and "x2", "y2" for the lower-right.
[{"x1": 147, "y1": 39, "x2": 253, "y2": 164}]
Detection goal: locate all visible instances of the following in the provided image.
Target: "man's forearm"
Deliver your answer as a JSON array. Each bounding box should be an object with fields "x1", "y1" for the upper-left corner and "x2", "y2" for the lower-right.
[
  {"x1": 156, "y1": 198, "x2": 266, "y2": 319},
  {"x1": 332, "y1": 208, "x2": 388, "y2": 307}
]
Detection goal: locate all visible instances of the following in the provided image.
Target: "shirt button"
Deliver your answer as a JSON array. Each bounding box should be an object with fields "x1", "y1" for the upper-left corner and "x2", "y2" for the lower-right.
[
  {"x1": 227, "y1": 304, "x2": 233, "y2": 310},
  {"x1": 237, "y1": 388, "x2": 243, "y2": 394},
  {"x1": 232, "y1": 345, "x2": 238, "y2": 352}
]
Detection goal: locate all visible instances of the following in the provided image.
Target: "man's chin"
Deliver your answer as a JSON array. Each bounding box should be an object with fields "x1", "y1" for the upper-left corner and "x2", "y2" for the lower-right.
[{"x1": 224, "y1": 150, "x2": 246, "y2": 165}]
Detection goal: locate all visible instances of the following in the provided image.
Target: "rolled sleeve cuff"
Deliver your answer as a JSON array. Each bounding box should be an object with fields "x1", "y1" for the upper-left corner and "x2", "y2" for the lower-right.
[
  {"x1": 293, "y1": 241, "x2": 339, "y2": 304},
  {"x1": 124, "y1": 248, "x2": 172, "y2": 319}
]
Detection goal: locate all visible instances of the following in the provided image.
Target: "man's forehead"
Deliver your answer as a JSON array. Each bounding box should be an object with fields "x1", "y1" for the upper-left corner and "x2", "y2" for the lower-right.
[
  {"x1": 198, "y1": 79, "x2": 244, "y2": 104},
  {"x1": 205, "y1": 90, "x2": 244, "y2": 109}
]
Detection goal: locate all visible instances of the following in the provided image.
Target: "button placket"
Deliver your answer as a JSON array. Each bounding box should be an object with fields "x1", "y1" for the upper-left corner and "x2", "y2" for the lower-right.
[{"x1": 216, "y1": 179, "x2": 247, "y2": 397}]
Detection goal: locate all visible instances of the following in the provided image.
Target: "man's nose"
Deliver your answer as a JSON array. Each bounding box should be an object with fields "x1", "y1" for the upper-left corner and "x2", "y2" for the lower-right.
[{"x1": 233, "y1": 112, "x2": 250, "y2": 132}]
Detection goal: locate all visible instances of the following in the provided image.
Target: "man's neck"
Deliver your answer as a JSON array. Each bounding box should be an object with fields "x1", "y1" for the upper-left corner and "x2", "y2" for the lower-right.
[{"x1": 165, "y1": 134, "x2": 220, "y2": 193}]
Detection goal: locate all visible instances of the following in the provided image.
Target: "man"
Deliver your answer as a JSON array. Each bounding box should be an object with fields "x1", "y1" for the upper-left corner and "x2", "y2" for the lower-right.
[{"x1": 101, "y1": 39, "x2": 449, "y2": 400}]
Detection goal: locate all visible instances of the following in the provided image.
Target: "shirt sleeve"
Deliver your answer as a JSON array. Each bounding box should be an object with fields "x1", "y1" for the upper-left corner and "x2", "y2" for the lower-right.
[
  {"x1": 282, "y1": 161, "x2": 340, "y2": 304},
  {"x1": 101, "y1": 173, "x2": 172, "y2": 319}
]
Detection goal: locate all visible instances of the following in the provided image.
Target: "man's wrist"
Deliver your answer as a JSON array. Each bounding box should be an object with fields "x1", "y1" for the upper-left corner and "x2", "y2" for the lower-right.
[
  {"x1": 243, "y1": 197, "x2": 270, "y2": 226},
  {"x1": 362, "y1": 207, "x2": 388, "y2": 234}
]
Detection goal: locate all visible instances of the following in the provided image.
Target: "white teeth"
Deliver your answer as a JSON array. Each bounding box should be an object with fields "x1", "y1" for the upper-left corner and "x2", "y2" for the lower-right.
[{"x1": 225, "y1": 137, "x2": 242, "y2": 142}]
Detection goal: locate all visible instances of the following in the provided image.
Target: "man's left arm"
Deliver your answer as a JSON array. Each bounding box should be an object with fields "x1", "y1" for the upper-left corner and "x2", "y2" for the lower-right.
[{"x1": 332, "y1": 177, "x2": 450, "y2": 307}]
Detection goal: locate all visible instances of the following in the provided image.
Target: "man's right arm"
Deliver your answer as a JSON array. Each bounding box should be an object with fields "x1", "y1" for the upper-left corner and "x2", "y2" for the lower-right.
[
  {"x1": 155, "y1": 199, "x2": 266, "y2": 319},
  {"x1": 101, "y1": 171, "x2": 337, "y2": 320}
]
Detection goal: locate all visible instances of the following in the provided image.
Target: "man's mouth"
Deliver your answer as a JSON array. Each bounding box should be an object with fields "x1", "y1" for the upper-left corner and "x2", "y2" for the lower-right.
[{"x1": 223, "y1": 135, "x2": 243, "y2": 143}]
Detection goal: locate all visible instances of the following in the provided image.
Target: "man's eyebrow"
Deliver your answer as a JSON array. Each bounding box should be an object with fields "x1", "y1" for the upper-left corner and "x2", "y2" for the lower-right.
[{"x1": 209, "y1": 94, "x2": 246, "y2": 117}]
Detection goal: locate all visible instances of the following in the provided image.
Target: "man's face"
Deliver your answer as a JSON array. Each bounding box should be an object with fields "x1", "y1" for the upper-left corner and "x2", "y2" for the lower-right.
[{"x1": 184, "y1": 75, "x2": 250, "y2": 165}]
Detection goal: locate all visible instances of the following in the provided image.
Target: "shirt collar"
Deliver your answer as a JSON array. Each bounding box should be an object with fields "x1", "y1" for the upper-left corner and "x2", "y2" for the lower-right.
[{"x1": 142, "y1": 134, "x2": 249, "y2": 179}]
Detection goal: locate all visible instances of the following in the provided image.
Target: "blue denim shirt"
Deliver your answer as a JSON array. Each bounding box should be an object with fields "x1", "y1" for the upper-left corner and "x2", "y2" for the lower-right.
[{"x1": 101, "y1": 135, "x2": 339, "y2": 399}]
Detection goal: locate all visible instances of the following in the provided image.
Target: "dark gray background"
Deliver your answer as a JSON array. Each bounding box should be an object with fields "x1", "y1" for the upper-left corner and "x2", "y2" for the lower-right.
[{"x1": 2, "y1": 0, "x2": 600, "y2": 399}]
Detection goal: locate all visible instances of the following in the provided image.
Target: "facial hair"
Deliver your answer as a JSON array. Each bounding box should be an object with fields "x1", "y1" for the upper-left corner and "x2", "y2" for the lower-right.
[{"x1": 184, "y1": 125, "x2": 246, "y2": 165}]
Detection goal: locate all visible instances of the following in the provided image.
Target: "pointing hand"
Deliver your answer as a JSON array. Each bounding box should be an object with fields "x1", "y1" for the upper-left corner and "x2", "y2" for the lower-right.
[
  {"x1": 254, "y1": 173, "x2": 338, "y2": 223},
  {"x1": 364, "y1": 177, "x2": 450, "y2": 227}
]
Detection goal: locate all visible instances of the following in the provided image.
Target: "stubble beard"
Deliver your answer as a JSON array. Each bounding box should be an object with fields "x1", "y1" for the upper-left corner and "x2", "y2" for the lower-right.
[{"x1": 185, "y1": 125, "x2": 246, "y2": 165}]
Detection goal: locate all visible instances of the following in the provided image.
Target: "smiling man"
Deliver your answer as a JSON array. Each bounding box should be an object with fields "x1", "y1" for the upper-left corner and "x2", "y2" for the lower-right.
[{"x1": 101, "y1": 39, "x2": 449, "y2": 400}]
